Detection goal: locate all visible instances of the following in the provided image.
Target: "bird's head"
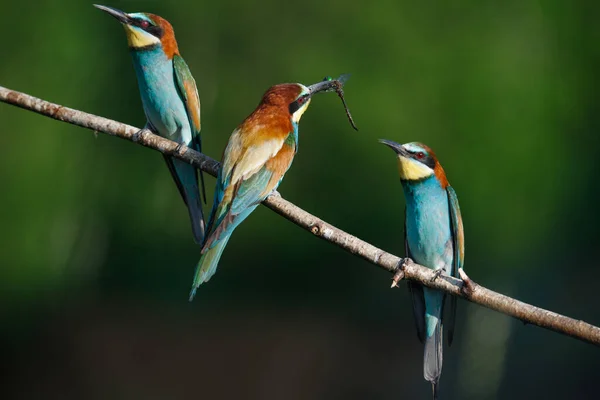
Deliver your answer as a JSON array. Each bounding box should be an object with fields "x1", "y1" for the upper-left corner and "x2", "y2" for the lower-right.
[
  {"x1": 94, "y1": 4, "x2": 179, "y2": 58},
  {"x1": 255, "y1": 77, "x2": 357, "y2": 126},
  {"x1": 254, "y1": 83, "x2": 312, "y2": 125},
  {"x1": 379, "y1": 140, "x2": 448, "y2": 187}
]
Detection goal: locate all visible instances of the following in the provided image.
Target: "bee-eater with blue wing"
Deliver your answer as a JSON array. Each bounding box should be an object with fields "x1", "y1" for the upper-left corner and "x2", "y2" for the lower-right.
[
  {"x1": 188, "y1": 77, "x2": 357, "y2": 301},
  {"x1": 380, "y1": 140, "x2": 465, "y2": 400},
  {"x1": 95, "y1": 4, "x2": 206, "y2": 244}
]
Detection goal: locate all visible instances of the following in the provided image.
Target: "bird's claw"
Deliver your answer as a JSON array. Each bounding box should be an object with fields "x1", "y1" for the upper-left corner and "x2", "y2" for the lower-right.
[
  {"x1": 390, "y1": 270, "x2": 405, "y2": 288},
  {"x1": 174, "y1": 142, "x2": 186, "y2": 155},
  {"x1": 430, "y1": 268, "x2": 444, "y2": 283},
  {"x1": 458, "y1": 267, "x2": 474, "y2": 295},
  {"x1": 390, "y1": 259, "x2": 406, "y2": 288},
  {"x1": 133, "y1": 129, "x2": 145, "y2": 142}
]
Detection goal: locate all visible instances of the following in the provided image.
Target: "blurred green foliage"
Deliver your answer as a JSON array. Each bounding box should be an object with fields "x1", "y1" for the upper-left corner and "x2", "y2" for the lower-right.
[{"x1": 1, "y1": 0, "x2": 599, "y2": 399}]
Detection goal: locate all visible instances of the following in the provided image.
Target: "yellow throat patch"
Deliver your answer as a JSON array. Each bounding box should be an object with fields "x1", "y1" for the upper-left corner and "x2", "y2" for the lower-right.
[
  {"x1": 123, "y1": 24, "x2": 160, "y2": 48},
  {"x1": 292, "y1": 99, "x2": 311, "y2": 124},
  {"x1": 398, "y1": 157, "x2": 434, "y2": 181}
]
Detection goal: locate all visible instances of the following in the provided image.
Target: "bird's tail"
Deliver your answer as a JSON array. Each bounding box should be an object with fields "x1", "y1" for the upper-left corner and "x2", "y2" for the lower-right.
[
  {"x1": 188, "y1": 235, "x2": 231, "y2": 301},
  {"x1": 186, "y1": 191, "x2": 205, "y2": 245},
  {"x1": 431, "y1": 381, "x2": 439, "y2": 400},
  {"x1": 167, "y1": 157, "x2": 206, "y2": 244},
  {"x1": 424, "y1": 318, "x2": 443, "y2": 399}
]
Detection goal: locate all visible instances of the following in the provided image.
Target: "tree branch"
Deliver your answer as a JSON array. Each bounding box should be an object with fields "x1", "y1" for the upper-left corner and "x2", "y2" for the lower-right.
[{"x1": 1, "y1": 85, "x2": 599, "y2": 347}]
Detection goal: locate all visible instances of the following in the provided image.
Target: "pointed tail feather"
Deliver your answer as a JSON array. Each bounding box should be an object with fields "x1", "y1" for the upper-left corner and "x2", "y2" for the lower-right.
[
  {"x1": 431, "y1": 381, "x2": 439, "y2": 400},
  {"x1": 447, "y1": 294, "x2": 457, "y2": 346},
  {"x1": 187, "y1": 193, "x2": 205, "y2": 245},
  {"x1": 424, "y1": 319, "x2": 443, "y2": 394},
  {"x1": 408, "y1": 281, "x2": 426, "y2": 343},
  {"x1": 166, "y1": 157, "x2": 206, "y2": 244},
  {"x1": 199, "y1": 169, "x2": 207, "y2": 204},
  {"x1": 188, "y1": 235, "x2": 231, "y2": 301}
]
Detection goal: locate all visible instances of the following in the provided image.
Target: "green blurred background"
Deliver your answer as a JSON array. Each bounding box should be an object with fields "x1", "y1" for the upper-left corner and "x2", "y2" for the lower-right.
[{"x1": 1, "y1": 0, "x2": 599, "y2": 398}]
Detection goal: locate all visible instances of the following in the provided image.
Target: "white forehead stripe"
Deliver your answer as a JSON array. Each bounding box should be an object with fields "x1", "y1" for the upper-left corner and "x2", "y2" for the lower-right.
[
  {"x1": 127, "y1": 13, "x2": 151, "y2": 21},
  {"x1": 403, "y1": 142, "x2": 426, "y2": 154},
  {"x1": 298, "y1": 84, "x2": 309, "y2": 94}
]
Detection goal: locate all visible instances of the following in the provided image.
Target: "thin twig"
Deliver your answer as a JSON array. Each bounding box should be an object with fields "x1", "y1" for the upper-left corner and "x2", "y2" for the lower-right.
[{"x1": 1, "y1": 85, "x2": 599, "y2": 347}]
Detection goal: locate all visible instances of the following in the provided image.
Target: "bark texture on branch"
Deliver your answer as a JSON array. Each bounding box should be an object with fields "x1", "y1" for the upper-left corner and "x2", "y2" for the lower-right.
[{"x1": 1, "y1": 85, "x2": 599, "y2": 347}]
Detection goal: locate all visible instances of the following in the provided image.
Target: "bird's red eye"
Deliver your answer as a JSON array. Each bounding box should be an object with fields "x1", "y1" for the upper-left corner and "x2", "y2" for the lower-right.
[
  {"x1": 297, "y1": 97, "x2": 304, "y2": 104},
  {"x1": 139, "y1": 20, "x2": 149, "y2": 29},
  {"x1": 416, "y1": 152, "x2": 425, "y2": 159}
]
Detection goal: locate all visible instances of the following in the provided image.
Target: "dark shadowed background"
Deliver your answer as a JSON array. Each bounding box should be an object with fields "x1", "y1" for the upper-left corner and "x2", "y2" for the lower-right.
[{"x1": 1, "y1": 0, "x2": 599, "y2": 399}]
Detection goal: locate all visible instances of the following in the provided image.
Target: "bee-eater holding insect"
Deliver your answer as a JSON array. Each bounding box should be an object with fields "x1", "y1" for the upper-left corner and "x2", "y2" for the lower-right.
[
  {"x1": 189, "y1": 75, "x2": 357, "y2": 301},
  {"x1": 95, "y1": 4, "x2": 206, "y2": 243},
  {"x1": 380, "y1": 140, "x2": 464, "y2": 400}
]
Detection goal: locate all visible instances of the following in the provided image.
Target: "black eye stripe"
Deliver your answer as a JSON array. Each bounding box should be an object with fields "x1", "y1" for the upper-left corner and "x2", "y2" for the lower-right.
[
  {"x1": 409, "y1": 151, "x2": 435, "y2": 169},
  {"x1": 132, "y1": 18, "x2": 147, "y2": 28},
  {"x1": 289, "y1": 100, "x2": 301, "y2": 114},
  {"x1": 146, "y1": 24, "x2": 164, "y2": 38},
  {"x1": 288, "y1": 94, "x2": 309, "y2": 114},
  {"x1": 132, "y1": 18, "x2": 164, "y2": 38}
]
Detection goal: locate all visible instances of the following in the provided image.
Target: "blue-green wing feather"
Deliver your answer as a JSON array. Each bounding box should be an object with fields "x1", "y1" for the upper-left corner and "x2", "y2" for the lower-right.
[
  {"x1": 189, "y1": 166, "x2": 274, "y2": 299},
  {"x1": 173, "y1": 54, "x2": 206, "y2": 202},
  {"x1": 204, "y1": 166, "x2": 274, "y2": 250},
  {"x1": 446, "y1": 185, "x2": 464, "y2": 345},
  {"x1": 173, "y1": 55, "x2": 201, "y2": 139},
  {"x1": 230, "y1": 168, "x2": 273, "y2": 213},
  {"x1": 447, "y1": 186, "x2": 465, "y2": 274}
]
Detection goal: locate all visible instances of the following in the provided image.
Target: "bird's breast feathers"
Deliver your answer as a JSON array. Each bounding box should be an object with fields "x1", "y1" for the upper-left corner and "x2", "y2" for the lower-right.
[
  {"x1": 132, "y1": 49, "x2": 192, "y2": 142},
  {"x1": 405, "y1": 182, "x2": 453, "y2": 270},
  {"x1": 263, "y1": 141, "x2": 296, "y2": 194}
]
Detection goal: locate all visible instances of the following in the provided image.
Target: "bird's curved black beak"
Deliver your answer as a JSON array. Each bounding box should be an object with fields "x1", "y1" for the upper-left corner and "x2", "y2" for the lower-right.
[
  {"x1": 307, "y1": 80, "x2": 337, "y2": 96},
  {"x1": 307, "y1": 74, "x2": 350, "y2": 96},
  {"x1": 379, "y1": 139, "x2": 408, "y2": 156},
  {"x1": 94, "y1": 4, "x2": 131, "y2": 25}
]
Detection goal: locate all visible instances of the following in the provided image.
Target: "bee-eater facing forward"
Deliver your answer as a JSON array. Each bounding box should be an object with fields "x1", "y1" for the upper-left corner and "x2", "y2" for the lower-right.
[
  {"x1": 380, "y1": 140, "x2": 465, "y2": 400},
  {"x1": 189, "y1": 78, "x2": 356, "y2": 301},
  {"x1": 95, "y1": 4, "x2": 206, "y2": 244}
]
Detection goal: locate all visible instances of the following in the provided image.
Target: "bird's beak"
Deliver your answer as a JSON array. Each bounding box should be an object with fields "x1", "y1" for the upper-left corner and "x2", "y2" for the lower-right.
[
  {"x1": 379, "y1": 139, "x2": 409, "y2": 157},
  {"x1": 93, "y1": 4, "x2": 132, "y2": 25},
  {"x1": 307, "y1": 80, "x2": 337, "y2": 96},
  {"x1": 307, "y1": 74, "x2": 350, "y2": 97}
]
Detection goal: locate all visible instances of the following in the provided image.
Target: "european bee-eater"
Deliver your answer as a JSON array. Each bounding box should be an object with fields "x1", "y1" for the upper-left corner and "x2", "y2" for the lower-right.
[
  {"x1": 95, "y1": 4, "x2": 206, "y2": 243},
  {"x1": 189, "y1": 77, "x2": 356, "y2": 301},
  {"x1": 380, "y1": 140, "x2": 465, "y2": 400}
]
